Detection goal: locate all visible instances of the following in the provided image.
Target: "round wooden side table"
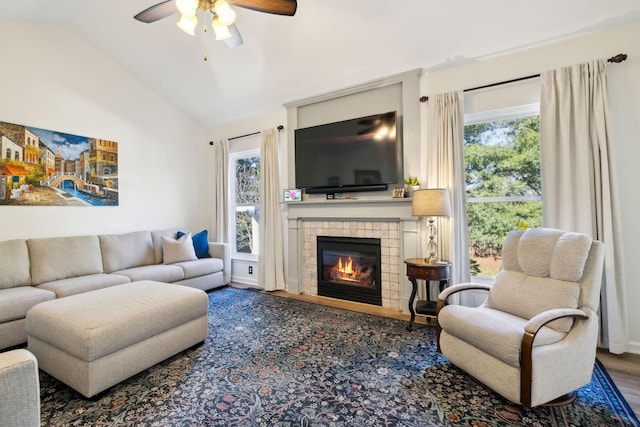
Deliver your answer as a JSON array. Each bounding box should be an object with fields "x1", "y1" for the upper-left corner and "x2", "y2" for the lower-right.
[{"x1": 404, "y1": 258, "x2": 451, "y2": 331}]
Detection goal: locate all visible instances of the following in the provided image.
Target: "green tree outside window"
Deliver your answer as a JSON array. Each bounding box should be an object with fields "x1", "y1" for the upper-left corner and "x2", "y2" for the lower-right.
[{"x1": 464, "y1": 116, "x2": 542, "y2": 277}]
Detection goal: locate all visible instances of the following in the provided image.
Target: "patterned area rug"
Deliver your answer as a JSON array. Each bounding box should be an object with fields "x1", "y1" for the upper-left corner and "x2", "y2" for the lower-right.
[{"x1": 39, "y1": 286, "x2": 639, "y2": 426}]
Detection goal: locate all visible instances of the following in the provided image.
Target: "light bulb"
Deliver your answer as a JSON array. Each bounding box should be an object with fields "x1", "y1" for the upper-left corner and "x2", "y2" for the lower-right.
[
  {"x1": 212, "y1": 17, "x2": 232, "y2": 40},
  {"x1": 374, "y1": 126, "x2": 389, "y2": 140},
  {"x1": 214, "y1": 0, "x2": 236, "y2": 26},
  {"x1": 176, "y1": 0, "x2": 198, "y2": 16},
  {"x1": 177, "y1": 14, "x2": 198, "y2": 35}
]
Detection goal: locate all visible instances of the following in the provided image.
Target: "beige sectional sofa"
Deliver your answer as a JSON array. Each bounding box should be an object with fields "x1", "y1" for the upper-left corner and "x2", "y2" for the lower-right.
[{"x1": 0, "y1": 228, "x2": 230, "y2": 351}]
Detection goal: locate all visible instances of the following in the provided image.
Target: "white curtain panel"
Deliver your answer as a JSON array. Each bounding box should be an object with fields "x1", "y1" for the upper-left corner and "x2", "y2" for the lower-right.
[
  {"x1": 259, "y1": 128, "x2": 286, "y2": 291},
  {"x1": 211, "y1": 139, "x2": 229, "y2": 243},
  {"x1": 426, "y1": 91, "x2": 470, "y2": 285},
  {"x1": 540, "y1": 60, "x2": 628, "y2": 354}
]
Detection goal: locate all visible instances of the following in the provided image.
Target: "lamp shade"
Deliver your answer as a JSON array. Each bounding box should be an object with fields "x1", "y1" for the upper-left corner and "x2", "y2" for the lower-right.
[{"x1": 412, "y1": 188, "x2": 452, "y2": 217}]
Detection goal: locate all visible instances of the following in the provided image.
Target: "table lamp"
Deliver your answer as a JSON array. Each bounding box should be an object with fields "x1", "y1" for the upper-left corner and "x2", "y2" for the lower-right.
[{"x1": 411, "y1": 188, "x2": 452, "y2": 263}]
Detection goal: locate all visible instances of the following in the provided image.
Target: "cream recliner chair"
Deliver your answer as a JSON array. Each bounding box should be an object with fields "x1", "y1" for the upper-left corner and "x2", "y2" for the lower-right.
[
  {"x1": 0, "y1": 349, "x2": 40, "y2": 426},
  {"x1": 436, "y1": 228, "x2": 605, "y2": 407}
]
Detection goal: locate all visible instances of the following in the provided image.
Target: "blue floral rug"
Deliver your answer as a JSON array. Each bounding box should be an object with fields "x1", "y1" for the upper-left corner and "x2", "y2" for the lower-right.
[{"x1": 39, "y1": 286, "x2": 639, "y2": 426}]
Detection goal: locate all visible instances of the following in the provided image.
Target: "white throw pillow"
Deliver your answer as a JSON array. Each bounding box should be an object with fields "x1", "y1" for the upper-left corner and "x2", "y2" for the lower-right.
[{"x1": 162, "y1": 233, "x2": 197, "y2": 264}]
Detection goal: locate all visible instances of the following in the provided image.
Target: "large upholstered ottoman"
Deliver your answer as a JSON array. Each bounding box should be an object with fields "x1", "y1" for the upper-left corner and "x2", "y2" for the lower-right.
[{"x1": 26, "y1": 281, "x2": 208, "y2": 397}]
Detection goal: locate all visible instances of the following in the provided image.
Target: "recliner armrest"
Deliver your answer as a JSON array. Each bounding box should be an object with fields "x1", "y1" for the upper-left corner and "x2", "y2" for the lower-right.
[
  {"x1": 435, "y1": 282, "x2": 492, "y2": 352},
  {"x1": 524, "y1": 308, "x2": 588, "y2": 336},
  {"x1": 438, "y1": 282, "x2": 492, "y2": 302},
  {"x1": 520, "y1": 307, "x2": 589, "y2": 406}
]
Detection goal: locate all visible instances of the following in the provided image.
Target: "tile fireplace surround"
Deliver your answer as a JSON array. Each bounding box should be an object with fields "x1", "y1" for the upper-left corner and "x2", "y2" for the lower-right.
[{"x1": 286, "y1": 198, "x2": 420, "y2": 312}]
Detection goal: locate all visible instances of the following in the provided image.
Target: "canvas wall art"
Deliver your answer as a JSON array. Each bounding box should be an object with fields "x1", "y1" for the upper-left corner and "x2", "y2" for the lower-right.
[{"x1": 0, "y1": 120, "x2": 118, "y2": 206}]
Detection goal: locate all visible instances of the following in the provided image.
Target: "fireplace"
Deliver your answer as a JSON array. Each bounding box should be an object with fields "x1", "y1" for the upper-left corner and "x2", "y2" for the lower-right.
[{"x1": 316, "y1": 236, "x2": 382, "y2": 306}]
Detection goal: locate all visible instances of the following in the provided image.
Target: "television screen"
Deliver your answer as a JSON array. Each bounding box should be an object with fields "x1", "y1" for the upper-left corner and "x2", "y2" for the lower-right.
[{"x1": 294, "y1": 111, "x2": 398, "y2": 193}]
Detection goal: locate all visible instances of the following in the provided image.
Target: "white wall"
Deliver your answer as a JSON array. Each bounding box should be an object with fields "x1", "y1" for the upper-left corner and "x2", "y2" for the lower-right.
[
  {"x1": 421, "y1": 21, "x2": 640, "y2": 353},
  {"x1": 0, "y1": 22, "x2": 203, "y2": 239}
]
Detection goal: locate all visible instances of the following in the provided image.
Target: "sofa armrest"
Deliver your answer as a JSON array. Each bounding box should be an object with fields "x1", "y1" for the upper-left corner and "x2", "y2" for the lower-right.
[
  {"x1": 208, "y1": 242, "x2": 231, "y2": 285},
  {"x1": 0, "y1": 349, "x2": 40, "y2": 427}
]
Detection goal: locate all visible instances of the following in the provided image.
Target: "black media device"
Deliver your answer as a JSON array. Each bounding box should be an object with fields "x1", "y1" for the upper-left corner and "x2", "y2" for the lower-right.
[{"x1": 294, "y1": 111, "x2": 399, "y2": 195}]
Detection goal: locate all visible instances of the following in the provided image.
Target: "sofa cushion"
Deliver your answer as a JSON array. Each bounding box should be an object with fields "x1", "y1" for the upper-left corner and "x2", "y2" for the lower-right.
[
  {"x1": 28, "y1": 236, "x2": 104, "y2": 285},
  {"x1": 173, "y1": 258, "x2": 224, "y2": 279},
  {"x1": 112, "y1": 264, "x2": 184, "y2": 283},
  {"x1": 178, "y1": 230, "x2": 211, "y2": 259},
  {"x1": 99, "y1": 231, "x2": 155, "y2": 273},
  {"x1": 438, "y1": 304, "x2": 567, "y2": 367},
  {"x1": 151, "y1": 229, "x2": 180, "y2": 264},
  {"x1": 0, "y1": 287, "x2": 56, "y2": 322},
  {"x1": 36, "y1": 274, "x2": 131, "y2": 298},
  {"x1": 162, "y1": 234, "x2": 197, "y2": 264},
  {"x1": 0, "y1": 239, "x2": 31, "y2": 289}
]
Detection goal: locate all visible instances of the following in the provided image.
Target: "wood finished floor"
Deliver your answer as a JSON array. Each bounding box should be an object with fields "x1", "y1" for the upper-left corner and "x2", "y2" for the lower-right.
[{"x1": 270, "y1": 290, "x2": 640, "y2": 418}]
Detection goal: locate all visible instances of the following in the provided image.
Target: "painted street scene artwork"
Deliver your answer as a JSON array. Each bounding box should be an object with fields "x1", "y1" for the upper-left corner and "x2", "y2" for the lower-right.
[{"x1": 0, "y1": 121, "x2": 118, "y2": 206}]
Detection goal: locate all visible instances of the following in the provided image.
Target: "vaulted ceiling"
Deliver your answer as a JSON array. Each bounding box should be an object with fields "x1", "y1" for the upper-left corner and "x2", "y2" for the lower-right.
[{"x1": 2, "y1": 1, "x2": 639, "y2": 127}]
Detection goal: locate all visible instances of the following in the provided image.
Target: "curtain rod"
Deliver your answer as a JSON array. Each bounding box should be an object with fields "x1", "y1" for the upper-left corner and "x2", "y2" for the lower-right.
[
  {"x1": 419, "y1": 53, "x2": 628, "y2": 103},
  {"x1": 209, "y1": 125, "x2": 284, "y2": 145}
]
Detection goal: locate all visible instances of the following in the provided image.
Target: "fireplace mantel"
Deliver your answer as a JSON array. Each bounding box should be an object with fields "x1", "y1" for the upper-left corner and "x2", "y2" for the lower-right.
[{"x1": 286, "y1": 197, "x2": 414, "y2": 221}]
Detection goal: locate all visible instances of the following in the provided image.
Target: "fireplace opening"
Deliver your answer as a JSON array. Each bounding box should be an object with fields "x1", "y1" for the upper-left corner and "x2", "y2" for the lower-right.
[{"x1": 317, "y1": 236, "x2": 382, "y2": 306}]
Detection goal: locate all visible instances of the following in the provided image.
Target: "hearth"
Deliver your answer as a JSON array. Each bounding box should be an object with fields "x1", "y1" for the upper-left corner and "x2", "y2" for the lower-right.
[{"x1": 316, "y1": 236, "x2": 382, "y2": 306}]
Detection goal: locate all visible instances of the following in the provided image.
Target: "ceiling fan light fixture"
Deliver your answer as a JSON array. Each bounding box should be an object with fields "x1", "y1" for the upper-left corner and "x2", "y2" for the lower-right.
[
  {"x1": 135, "y1": 0, "x2": 297, "y2": 55},
  {"x1": 177, "y1": 13, "x2": 198, "y2": 35},
  {"x1": 212, "y1": 17, "x2": 232, "y2": 40},
  {"x1": 214, "y1": 0, "x2": 237, "y2": 26},
  {"x1": 176, "y1": 0, "x2": 199, "y2": 16}
]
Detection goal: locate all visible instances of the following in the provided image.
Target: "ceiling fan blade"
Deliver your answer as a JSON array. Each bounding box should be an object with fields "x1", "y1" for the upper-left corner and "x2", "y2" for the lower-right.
[
  {"x1": 224, "y1": 24, "x2": 244, "y2": 48},
  {"x1": 229, "y1": 0, "x2": 297, "y2": 16},
  {"x1": 134, "y1": 0, "x2": 178, "y2": 23}
]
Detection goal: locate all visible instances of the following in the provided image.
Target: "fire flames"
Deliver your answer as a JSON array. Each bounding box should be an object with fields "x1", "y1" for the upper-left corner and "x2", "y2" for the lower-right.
[
  {"x1": 334, "y1": 256, "x2": 361, "y2": 282},
  {"x1": 328, "y1": 256, "x2": 375, "y2": 287}
]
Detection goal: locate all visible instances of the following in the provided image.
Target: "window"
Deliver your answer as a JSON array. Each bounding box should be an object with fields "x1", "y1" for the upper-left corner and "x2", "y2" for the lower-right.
[
  {"x1": 464, "y1": 105, "x2": 542, "y2": 278},
  {"x1": 229, "y1": 149, "x2": 260, "y2": 257}
]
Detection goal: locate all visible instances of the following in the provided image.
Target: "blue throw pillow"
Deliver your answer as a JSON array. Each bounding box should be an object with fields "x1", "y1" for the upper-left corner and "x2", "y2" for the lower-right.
[{"x1": 177, "y1": 229, "x2": 211, "y2": 259}]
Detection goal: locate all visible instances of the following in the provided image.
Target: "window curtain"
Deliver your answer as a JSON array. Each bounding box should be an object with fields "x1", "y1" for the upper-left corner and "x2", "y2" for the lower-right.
[
  {"x1": 211, "y1": 139, "x2": 228, "y2": 243},
  {"x1": 258, "y1": 128, "x2": 286, "y2": 291},
  {"x1": 540, "y1": 60, "x2": 628, "y2": 354},
  {"x1": 425, "y1": 91, "x2": 470, "y2": 285}
]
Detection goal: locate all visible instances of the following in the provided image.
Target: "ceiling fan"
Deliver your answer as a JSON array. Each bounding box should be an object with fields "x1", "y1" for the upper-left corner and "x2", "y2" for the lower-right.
[{"x1": 134, "y1": 0, "x2": 297, "y2": 53}]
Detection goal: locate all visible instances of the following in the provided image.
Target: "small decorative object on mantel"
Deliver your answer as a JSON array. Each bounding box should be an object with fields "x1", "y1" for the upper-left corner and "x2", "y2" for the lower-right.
[
  {"x1": 283, "y1": 189, "x2": 302, "y2": 202},
  {"x1": 392, "y1": 187, "x2": 405, "y2": 198},
  {"x1": 404, "y1": 176, "x2": 420, "y2": 197}
]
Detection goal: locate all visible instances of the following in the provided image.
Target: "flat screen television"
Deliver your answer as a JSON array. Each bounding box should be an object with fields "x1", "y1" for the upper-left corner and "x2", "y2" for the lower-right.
[{"x1": 294, "y1": 111, "x2": 398, "y2": 194}]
